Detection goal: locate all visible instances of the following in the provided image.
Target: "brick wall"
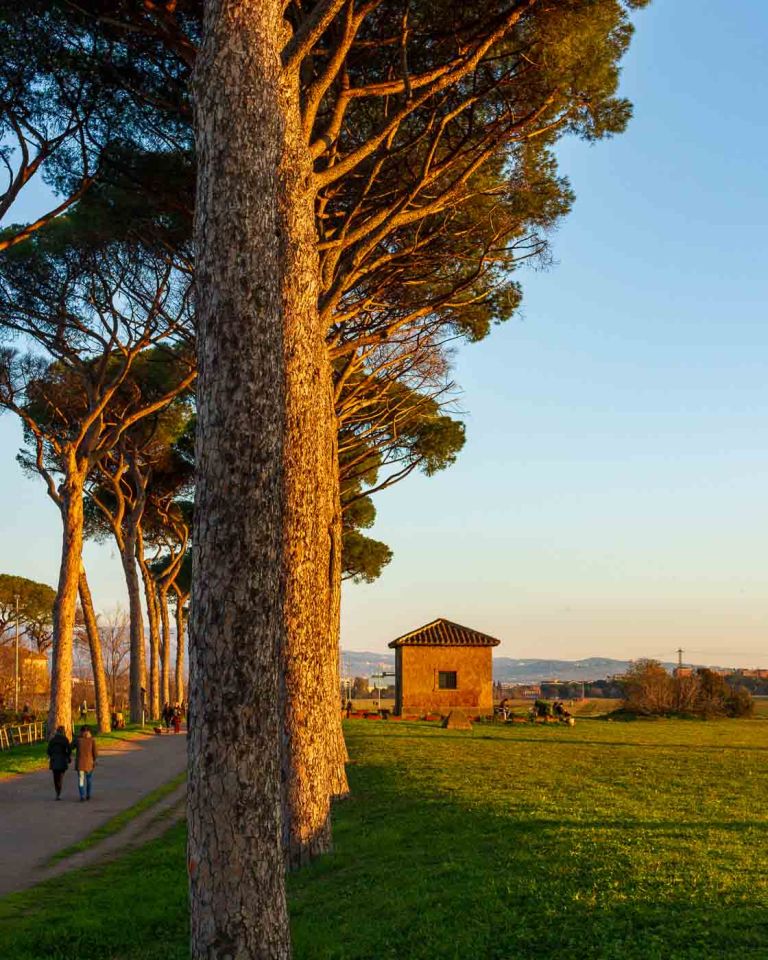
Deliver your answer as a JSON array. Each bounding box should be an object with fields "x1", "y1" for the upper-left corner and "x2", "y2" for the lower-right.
[{"x1": 396, "y1": 645, "x2": 493, "y2": 715}]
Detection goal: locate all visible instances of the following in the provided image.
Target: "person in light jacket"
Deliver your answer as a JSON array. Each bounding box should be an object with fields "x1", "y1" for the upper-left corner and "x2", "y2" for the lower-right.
[
  {"x1": 46, "y1": 726, "x2": 71, "y2": 800},
  {"x1": 74, "y1": 725, "x2": 98, "y2": 801}
]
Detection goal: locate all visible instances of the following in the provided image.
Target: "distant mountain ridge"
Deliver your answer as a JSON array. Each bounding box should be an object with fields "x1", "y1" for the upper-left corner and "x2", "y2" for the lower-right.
[
  {"x1": 491, "y1": 656, "x2": 673, "y2": 682},
  {"x1": 340, "y1": 651, "x2": 704, "y2": 683}
]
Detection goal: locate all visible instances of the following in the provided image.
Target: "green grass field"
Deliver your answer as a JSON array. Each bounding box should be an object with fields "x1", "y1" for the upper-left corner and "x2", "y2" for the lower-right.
[{"x1": 1, "y1": 717, "x2": 767, "y2": 959}]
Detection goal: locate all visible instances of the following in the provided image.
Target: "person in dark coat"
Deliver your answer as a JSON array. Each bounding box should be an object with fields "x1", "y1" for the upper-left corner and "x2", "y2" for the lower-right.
[
  {"x1": 74, "y1": 725, "x2": 98, "y2": 801},
  {"x1": 46, "y1": 726, "x2": 71, "y2": 800}
]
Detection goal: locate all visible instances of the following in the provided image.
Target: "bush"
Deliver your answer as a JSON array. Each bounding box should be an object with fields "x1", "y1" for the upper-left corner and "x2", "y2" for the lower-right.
[
  {"x1": 725, "y1": 686, "x2": 754, "y2": 718},
  {"x1": 622, "y1": 660, "x2": 675, "y2": 715},
  {"x1": 620, "y1": 661, "x2": 754, "y2": 719}
]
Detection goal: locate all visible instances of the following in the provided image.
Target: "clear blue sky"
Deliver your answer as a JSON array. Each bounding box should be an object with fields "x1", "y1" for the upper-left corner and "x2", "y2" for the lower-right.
[{"x1": 2, "y1": 0, "x2": 767, "y2": 666}]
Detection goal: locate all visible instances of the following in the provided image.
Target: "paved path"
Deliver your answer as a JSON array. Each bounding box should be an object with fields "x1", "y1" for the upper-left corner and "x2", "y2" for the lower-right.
[{"x1": 0, "y1": 732, "x2": 187, "y2": 898}]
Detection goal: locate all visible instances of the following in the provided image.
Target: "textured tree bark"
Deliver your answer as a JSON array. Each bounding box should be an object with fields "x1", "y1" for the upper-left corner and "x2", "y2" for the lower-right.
[
  {"x1": 277, "y1": 54, "x2": 339, "y2": 870},
  {"x1": 159, "y1": 586, "x2": 171, "y2": 706},
  {"x1": 137, "y1": 531, "x2": 161, "y2": 720},
  {"x1": 121, "y1": 529, "x2": 147, "y2": 725},
  {"x1": 78, "y1": 565, "x2": 112, "y2": 734},
  {"x1": 189, "y1": 0, "x2": 292, "y2": 955},
  {"x1": 48, "y1": 470, "x2": 87, "y2": 737}
]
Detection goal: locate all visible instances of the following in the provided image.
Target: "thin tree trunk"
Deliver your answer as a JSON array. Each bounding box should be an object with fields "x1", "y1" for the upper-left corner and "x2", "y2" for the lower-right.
[
  {"x1": 121, "y1": 530, "x2": 146, "y2": 725},
  {"x1": 137, "y1": 531, "x2": 161, "y2": 720},
  {"x1": 189, "y1": 1, "x2": 291, "y2": 955},
  {"x1": 78, "y1": 565, "x2": 111, "y2": 734},
  {"x1": 173, "y1": 589, "x2": 186, "y2": 704},
  {"x1": 159, "y1": 586, "x2": 171, "y2": 706},
  {"x1": 48, "y1": 472, "x2": 86, "y2": 737}
]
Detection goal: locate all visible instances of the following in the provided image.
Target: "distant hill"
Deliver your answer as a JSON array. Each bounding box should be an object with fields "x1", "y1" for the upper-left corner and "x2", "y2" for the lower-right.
[
  {"x1": 341, "y1": 651, "x2": 396, "y2": 679},
  {"x1": 492, "y1": 656, "x2": 662, "y2": 682},
  {"x1": 340, "y1": 651, "x2": 688, "y2": 683}
]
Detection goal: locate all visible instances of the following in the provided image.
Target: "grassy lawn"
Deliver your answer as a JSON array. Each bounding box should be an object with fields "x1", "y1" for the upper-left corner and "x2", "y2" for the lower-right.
[
  {"x1": 1, "y1": 717, "x2": 767, "y2": 959},
  {"x1": 753, "y1": 696, "x2": 768, "y2": 718},
  {"x1": 0, "y1": 725, "x2": 153, "y2": 780}
]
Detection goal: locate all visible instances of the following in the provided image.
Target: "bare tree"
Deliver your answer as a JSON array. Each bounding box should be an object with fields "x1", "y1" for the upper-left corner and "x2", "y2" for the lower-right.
[{"x1": 99, "y1": 606, "x2": 131, "y2": 707}]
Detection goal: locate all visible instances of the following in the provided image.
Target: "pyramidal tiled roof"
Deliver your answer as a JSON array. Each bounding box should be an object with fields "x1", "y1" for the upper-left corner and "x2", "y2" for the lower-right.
[{"x1": 387, "y1": 618, "x2": 501, "y2": 649}]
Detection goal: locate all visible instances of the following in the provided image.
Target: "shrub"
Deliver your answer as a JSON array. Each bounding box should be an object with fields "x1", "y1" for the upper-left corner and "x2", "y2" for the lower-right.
[
  {"x1": 725, "y1": 686, "x2": 754, "y2": 718},
  {"x1": 622, "y1": 660, "x2": 675, "y2": 715},
  {"x1": 619, "y1": 661, "x2": 754, "y2": 719}
]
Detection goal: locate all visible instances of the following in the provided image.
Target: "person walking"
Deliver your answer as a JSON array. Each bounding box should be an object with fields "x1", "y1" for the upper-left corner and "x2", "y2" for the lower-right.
[
  {"x1": 172, "y1": 704, "x2": 182, "y2": 734},
  {"x1": 74, "y1": 725, "x2": 98, "y2": 801},
  {"x1": 46, "y1": 726, "x2": 71, "y2": 800}
]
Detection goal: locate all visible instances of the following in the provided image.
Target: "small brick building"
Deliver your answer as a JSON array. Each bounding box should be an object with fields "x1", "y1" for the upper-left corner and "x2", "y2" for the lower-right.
[{"x1": 389, "y1": 618, "x2": 500, "y2": 716}]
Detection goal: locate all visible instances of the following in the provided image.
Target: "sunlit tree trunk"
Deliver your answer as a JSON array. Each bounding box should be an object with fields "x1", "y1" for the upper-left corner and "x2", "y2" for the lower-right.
[
  {"x1": 48, "y1": 466, "x2": 87, "y2": 737},
  {"x1": 78, "y1": 564, "x2": 111, "y2": 733},
  {"x1": 189, "y1": 0, "x2": 291, "y2": 954},
  {"x1": 137, "y1": 529, "x2": 161, "y2": 720},
  {"x1": 277, "y1": 57, "x2": 339, "y2": 870},
  {"x1": 173, "y1": 586, "x2": 186, "y2": 703},
  {"x1": 120, "y1": 526, "x2": 146, "y2": 725},
  {"x1": 159, "y1": 585, "x2": 171, "y2": 705}
]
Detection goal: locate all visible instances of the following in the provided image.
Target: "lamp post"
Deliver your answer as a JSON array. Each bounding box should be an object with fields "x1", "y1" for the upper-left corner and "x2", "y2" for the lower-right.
[{"x1": 14, "y1": 594, "x2": 20, "y2": 713}]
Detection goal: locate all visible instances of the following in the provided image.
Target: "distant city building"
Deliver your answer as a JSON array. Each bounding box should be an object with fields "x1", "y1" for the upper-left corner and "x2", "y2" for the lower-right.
[
  {"x1": 514, "y1": 685, "x2": 542, "y2": 699},
  {"x1": 388, "y1": 618, "x2": 500, "y2": 716}
]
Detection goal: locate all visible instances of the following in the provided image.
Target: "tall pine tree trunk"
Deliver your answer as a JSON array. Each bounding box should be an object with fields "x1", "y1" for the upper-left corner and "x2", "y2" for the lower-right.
[
  {"x1": 48, "y1": 469, "x2": 86, "y2": 736},
  {"x1": 277, "y1": 51, "x2": 338, "y2": 871},
  {"x1": 121, "y1": 528, "x2": 146, "y2": 725},
  {"x1": 78, "y1": 564, "x2": 111, "y2": 733},
  {"x1": 189, "y1": 1, "x2": 291, "y2": 954},
  {"x1": 173, "y1": 588, "x2": 186, "y2": 703},
  {"x1": 137, "y1": 531, "x2": 161, "y2": 720},
  {"x1": 159, "y1": 585, "x2": 171, "y2": 706}
]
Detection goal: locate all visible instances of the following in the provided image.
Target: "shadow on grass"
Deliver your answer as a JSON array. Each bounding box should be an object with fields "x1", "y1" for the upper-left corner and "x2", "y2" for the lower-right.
[
  {"x1": 370, "y1": 726, "x2": 768, "y2": 753},
  {"x1": 289, "y1": 751, "x2": 768, "y2": 960}
]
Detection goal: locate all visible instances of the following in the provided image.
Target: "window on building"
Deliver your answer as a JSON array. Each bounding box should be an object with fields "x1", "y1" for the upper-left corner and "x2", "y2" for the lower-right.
[{"x1": 438, "y1": 671, "x2": 457, "y2": 690}]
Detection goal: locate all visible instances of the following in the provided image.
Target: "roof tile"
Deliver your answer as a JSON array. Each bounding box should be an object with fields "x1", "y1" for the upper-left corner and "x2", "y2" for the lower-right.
[{"x1": 387, "y1": 618, "x2": 501, "y2": 648}]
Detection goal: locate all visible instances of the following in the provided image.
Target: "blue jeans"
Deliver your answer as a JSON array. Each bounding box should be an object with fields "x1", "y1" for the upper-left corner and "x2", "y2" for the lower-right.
[{"x1": 78, "y1": 770, "x2": 93, "y2": 799}]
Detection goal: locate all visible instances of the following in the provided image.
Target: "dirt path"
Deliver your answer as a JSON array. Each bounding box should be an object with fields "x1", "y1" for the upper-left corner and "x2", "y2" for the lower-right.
[{"x1": 0, "y1": 731, "x2": 187, "y2": 898}]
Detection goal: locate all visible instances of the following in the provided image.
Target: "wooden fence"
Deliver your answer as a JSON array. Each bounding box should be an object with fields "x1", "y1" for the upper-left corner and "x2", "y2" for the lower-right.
[{"x1": 0, "y1": 721, "x2": 47, "y2": 750}]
